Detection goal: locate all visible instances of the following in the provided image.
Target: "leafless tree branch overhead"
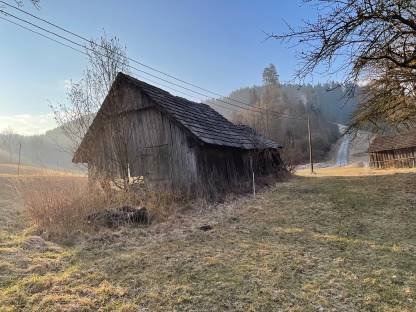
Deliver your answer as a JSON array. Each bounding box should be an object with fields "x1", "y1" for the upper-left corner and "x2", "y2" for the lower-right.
[
  {"x1": 13, "y1": 0, "x2": 40, "y2": 8},
  {"x1": 272, "y1": 0, "x2": 416, "y2": 79},
  {"x1": 271, "y1": 0, "x2": 416, "y2": 132}
]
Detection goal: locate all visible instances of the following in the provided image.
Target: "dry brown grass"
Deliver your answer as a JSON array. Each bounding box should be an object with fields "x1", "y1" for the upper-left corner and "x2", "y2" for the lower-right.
[
  {"x1": 12, "y1": 174, "x2": 183, "y2": 240},
  {"x1": 296, "y1": 165, "x2": 416, "y2": 177},
  {"x1": 15, "y1": 176, "x2": 101, "y2": 238},
  {"x1": 0, "y1": 163, "x2": 83, "y2": 177},
  {"x1": 1, "y1": 172, "x2": 415, "y2": 311}
]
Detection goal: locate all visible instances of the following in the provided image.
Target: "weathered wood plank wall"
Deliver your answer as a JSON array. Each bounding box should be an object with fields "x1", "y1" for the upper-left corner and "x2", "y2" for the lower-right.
[
  {"x1": 86, "y1": 79, "x2": 281, "y2": 195},
  {"x1": 88, "y1": 80, "x2": 199, "y2": 193},
  {"x1": 370, "y1": 147, "x2": 416, "y2": 168}
]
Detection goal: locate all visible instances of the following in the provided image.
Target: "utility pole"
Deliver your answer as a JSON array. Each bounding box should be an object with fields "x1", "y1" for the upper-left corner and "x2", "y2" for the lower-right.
[
  {"x1": 307, "y1": 114, "x2": 314, "y2": 174},
  {"x1": 17, "y1": 142, "x2": 21, "y2": 176},
  {"x1": 250, "y1": 155, "x2": 256, "y2": 198}
]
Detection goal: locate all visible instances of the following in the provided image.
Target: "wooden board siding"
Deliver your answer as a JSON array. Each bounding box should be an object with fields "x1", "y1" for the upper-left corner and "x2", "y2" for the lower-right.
[
  {"x1": 125, "y1": 106, "x2": 199, "y2": 191},
  {"x1": 194, "y1": 146, "x2": 281, "y2": 195},
  {"x1": 87, "y1": 81, "x2": 199, "y2": 193},
  {"x1": 75, "y1": 73, "x2": 282, "y2": 196},
  {"x1": 370, "y1": 147, "x2": 416, "y2": 168},
  {"x1": 195, "y1": 146, "x2": 250, "y2": 192}
]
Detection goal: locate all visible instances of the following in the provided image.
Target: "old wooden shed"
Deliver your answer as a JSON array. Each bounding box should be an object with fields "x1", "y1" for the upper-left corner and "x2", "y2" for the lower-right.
[
  {"x1": 73, "y1": 73, "x2": 282, "y2": 195},
  {"x1": 369, "y1": 130, "x2": 416, "y2": 168}
]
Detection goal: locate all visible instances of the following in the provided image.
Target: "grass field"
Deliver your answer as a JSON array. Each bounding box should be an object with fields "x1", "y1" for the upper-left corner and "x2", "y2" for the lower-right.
[
  {"x1": 0, "y1": 163, "x2": 84, "y2": 177},
  {"x1": 0, "y1": 170, "x2": 415, "y2": 311},
  {"x1": 296, "y1": 165, "x2": 416, "y2": 177}
]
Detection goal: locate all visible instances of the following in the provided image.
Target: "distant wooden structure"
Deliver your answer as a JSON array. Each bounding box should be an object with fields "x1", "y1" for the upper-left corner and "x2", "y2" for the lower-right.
[
  {"x1": 368, "y1": 130, "x2": 416, "y2": 168},
  {"x1": 73, "y1": 73, "x2": 282, "y2": 195}
]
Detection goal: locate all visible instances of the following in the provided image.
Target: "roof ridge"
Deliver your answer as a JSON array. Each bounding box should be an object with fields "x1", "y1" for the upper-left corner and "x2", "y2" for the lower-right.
[
  {"x1": 116, "y1": 72, "x2": 281, "y2": 150},
  {"x1": 119, "y1": 72, "x2": 208, "y2": 106}
]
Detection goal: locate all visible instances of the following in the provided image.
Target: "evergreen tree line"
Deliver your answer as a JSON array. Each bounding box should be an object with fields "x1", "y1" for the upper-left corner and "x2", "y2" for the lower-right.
[{"x1": 210, "y1": 64, "x2": 358, "y2": 164}]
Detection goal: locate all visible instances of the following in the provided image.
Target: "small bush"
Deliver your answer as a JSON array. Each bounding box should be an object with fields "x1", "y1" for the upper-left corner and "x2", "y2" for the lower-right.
[
  {"x1": 280, "y1": 147, "x2": 298, "y2": 174},
  {"x1": 15, "y1": 176, "x2": 102, "y2": 237},
  {"x1": 14, "y1": 175, "x2": 181, "y2": 239}
]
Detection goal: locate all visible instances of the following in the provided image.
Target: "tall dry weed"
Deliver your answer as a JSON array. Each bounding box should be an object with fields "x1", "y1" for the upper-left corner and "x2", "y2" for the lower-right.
[
  {"x1": 14, "y1": 175, "x2": 182, "y2": 239},
  {"x1": 15, "y1": 176, "x2": 102, "y2": 237}
]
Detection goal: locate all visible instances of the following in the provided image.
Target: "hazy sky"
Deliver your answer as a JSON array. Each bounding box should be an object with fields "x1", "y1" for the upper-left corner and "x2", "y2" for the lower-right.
[{"x1": 0, "y1": 0, "x2": 333, "y2": 134}]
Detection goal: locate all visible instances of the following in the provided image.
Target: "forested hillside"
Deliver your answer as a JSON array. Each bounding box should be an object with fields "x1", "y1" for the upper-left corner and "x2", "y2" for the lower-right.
[
  {"x1": 210, "y1": 64, "x2": 359, "y2": 164},
  {"x1": 215, "y1": 83, "x2": 357, "y2": 125},
  {"x1": 0, "y1": 126, "x2": 80, "y2": 171}
]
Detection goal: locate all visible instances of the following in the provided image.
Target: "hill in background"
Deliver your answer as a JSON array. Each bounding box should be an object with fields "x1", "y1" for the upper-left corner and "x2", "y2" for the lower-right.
[
  {"x1": 1, "y1": 72, "x2": 358, "y2": 169},
  {"x1": 0, "y1": 126, "x2": 81, "y2": 171},
  {"x1": 208, "y1": 65, "x2": 359, "y2": 164},
  {"x1": 212, "y1": 82, "x2": 357, "y2": 125}
]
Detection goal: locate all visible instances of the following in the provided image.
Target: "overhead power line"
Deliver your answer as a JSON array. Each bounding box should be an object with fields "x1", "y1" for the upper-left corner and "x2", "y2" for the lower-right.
[
  {"x1": 0, "y1": 13, "x2": 240, "y2": 116},
  {"x1": 0, "y1": 5, "x2": 306, "y2": 121},
  {"x1": 0, "y1": 0, "x2": 307, "y2": 120},
  {"x1": 0, "y1": 15, "x2": 85, "y2": 55},
  {"x1": 0, "y1": 0, "x2": 270, "y2": 110},
  {"x1": 0, "y1": 9, "x2": 243, "y2": 111},
  {"x1": 0, "y1": 15, "x2": 212, "y2": 105}
]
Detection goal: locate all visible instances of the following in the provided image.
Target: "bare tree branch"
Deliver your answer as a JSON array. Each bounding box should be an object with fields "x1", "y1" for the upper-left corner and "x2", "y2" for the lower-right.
[
  {"x1": 51, "y1": 33, "x2": 130, "y2": 155},
  {"x1": 270, "y1": 0, "x2": 416, "y2": 132}
]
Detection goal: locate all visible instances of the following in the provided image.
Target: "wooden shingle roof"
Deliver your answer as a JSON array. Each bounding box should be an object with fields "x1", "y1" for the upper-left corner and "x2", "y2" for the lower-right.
[
  {"x1": 368, "y1": 130, "x2": 416, "y2": 152},
  {"x1": 73, "y1": 73, "x2": 281, "y2": 162},
  {"x1": 122, "y1": 73, "x2": 280, "y2": 150}
]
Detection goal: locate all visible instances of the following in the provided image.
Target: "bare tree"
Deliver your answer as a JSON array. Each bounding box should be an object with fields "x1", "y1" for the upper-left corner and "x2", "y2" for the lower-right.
[
  {"x1": 1, "y1": 1, "x2": 41, "y2": 8},
  {"x1": 351, "y1": 62, "x2": 416, "y2": 132},
  {"x1": 1, "y1": 126, "x2": 16, "y2": 163},
  {"x1": 21, "y1": 0, "x2": 40, "y2": 7},
  {"x1": 270, "y1": 0, "x2": 416, "y2": 132},
  {"x1": 51, "y1": 33, "x2": 130, "y2": 154}
]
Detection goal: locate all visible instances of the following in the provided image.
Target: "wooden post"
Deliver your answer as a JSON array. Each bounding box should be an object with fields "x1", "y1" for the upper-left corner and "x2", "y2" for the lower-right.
[
  {"x1": 250, "y1": 155, "x2": 256, "y2": 198},
  {"x1": 17, "y1": 142, "x2": 21, "y2": 176},
  {"x1": 307, "y1": 114, "x2": 314, "y2": 174}
]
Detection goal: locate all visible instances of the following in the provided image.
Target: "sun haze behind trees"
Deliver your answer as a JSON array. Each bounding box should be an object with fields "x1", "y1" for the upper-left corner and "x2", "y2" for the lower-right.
[
  {"x1": 270, "y1": 0, "x2": 416, "y2": 134},
  {"x1": 227, "y1": 64, "x2": 340, "y2": 165}
]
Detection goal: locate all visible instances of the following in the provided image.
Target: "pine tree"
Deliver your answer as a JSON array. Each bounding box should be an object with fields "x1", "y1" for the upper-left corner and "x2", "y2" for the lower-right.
[{"x1": 262, "y1": 64, "x2": 279, "y2": 86}]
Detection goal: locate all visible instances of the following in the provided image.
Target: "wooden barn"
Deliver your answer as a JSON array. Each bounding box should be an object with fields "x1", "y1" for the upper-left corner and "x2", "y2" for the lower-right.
[
  {"x1": 369, "y1": 130, "x2": 416, "y2": 168},
  {"x1": 73, "y1": 73, "x2": 282, "y2": 195}
]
